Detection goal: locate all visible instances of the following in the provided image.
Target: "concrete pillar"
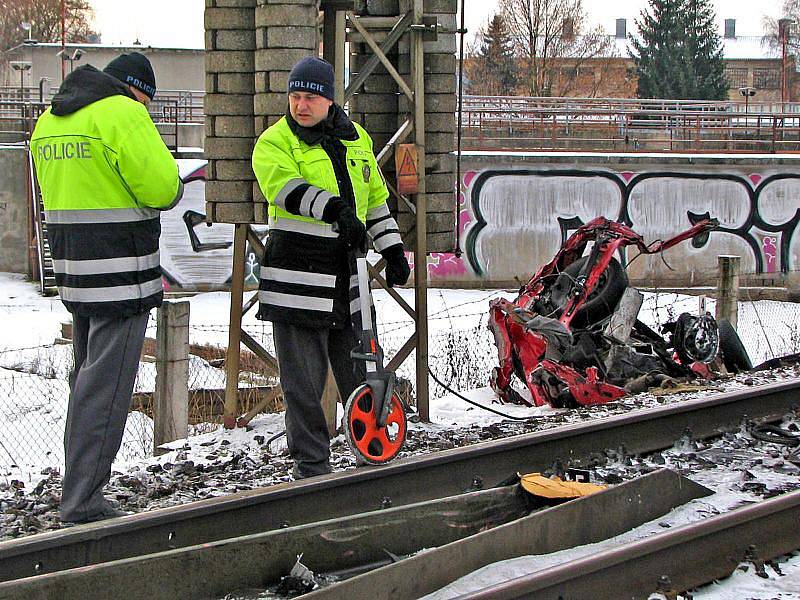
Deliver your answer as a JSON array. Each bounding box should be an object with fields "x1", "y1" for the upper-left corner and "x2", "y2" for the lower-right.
[
  {"x1": 253, "y1": 0, "x2": 320, "y2": 222},
  {"x1": 154, "y1": 301, "x2": 190, "y2": 455},
  {"x1": 204, "y1": 0, "x2": 257, "y2": 224}
]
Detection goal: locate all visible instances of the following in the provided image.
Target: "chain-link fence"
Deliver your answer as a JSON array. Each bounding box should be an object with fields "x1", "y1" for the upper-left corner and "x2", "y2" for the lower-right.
[{"x1": 1, "y1": 292, "x2": 799, "y2": 473}]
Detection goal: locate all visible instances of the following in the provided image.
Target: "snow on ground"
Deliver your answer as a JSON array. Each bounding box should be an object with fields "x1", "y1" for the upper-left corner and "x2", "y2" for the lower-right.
[{"x1": 2, "y1": 270, "x2": 800, "y2": 482}]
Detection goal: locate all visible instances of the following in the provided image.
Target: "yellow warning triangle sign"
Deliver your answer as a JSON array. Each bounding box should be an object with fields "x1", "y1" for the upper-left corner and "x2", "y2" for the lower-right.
[{"x1": 398, "y1": 146, "x2": 418, "y2": 178}]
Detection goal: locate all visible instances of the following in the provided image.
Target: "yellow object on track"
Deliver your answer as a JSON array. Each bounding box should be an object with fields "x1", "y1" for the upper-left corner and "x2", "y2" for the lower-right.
[{"x1": 520, "y1": 473, "x2": 606, "y2": 499}]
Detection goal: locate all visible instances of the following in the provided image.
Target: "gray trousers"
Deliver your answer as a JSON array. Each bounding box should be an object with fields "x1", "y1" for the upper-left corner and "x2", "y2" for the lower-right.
[
  {"x1": 272, "y1": 320, "x2": 365, "y2": 476},
  {"x1": 60, "y1": 312, "x2": 149, "y2": 522}
]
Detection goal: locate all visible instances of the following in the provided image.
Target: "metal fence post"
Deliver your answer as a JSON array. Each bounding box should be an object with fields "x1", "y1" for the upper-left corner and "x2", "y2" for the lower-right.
[
  {"x1": 154, "y1": 300, "x2": 190, "y2": 455},
  {"x1": 716, "y1": 255, "x2": 740, "y2": 330}
]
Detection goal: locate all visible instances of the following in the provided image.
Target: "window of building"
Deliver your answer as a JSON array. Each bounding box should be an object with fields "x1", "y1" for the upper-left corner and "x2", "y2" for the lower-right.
[
  {"x1": 724, "y1": 67, "x2": 748, "y2": 88},
  {"x1": 724, "y1": 19, "x2": 736, "y2": 39},
  {"x1": 753, "y1": 68, "x2": 780, "y2": 89},
  {"x1": 616, "y1": 18, "x2": 627, "y2": 39}
]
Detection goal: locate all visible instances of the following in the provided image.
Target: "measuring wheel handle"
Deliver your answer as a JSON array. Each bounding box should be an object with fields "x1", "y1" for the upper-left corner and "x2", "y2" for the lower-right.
[{"x1": 344, "y1": 382, "x2": 408, "y2": 465}]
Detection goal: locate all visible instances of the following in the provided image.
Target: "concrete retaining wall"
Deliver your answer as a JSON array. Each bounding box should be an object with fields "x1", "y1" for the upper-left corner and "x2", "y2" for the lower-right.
[
  {"x1": 0, "y1": 146, "x2": 30, "y2": 274},
  {"x1": 425, "y1": 152, "x2": 800, "y2": 293}
]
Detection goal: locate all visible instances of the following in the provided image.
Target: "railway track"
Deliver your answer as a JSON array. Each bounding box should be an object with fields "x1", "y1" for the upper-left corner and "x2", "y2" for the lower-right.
[
  {"x1": 0, "y1": 469, "x2": 716, "y2": 600},
  {"x1": 0, "y1": 378, "x2": 798, "y2": 597},
  {"x1": 458, "y1": 488, "x2": 800, "y2": 599}
]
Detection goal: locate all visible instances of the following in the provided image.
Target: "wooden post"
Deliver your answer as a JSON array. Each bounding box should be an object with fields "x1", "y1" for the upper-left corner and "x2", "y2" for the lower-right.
[
  {"x1": 716, "y1": 255, "x2": 740, "y2": 330},
  {"x1": 223, "y1": 224, "x2": 247, "y2": 429},
  {"x1": 321, "y1": 366, "x2": 340, "y2": 436},
  {"x1": 154, "y1": 300, "x2": 189, "y2": 455}
]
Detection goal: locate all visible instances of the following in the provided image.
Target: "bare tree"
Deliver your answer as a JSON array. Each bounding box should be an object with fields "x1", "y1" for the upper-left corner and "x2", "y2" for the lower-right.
[
  {"x1": 499, "y1": 0, "x2": 615, "y2": 97},
  {"x1": 0, "y1": 0, "x2": 97, "y2": 51}
]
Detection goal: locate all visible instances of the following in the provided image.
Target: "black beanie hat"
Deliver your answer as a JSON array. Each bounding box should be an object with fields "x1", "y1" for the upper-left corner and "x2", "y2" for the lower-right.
[
  {"x1": 103, "y1": 52, "x2": 156, "y2": 100},
  {"x1": 288, "y1": 56, "x2": 335, "y2": 101}
]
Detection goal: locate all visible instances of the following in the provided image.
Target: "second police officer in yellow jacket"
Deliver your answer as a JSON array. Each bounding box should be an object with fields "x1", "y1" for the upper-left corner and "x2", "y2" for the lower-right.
[
  {"x1": 31, "y1": 52, "x2": 183, "y2": 522},
  {"x1": 252, "y1": 56, "x2": 410, "y2": 479}
]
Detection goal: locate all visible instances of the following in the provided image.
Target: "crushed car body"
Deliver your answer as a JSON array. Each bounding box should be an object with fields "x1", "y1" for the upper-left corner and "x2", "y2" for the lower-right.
[{"x1": 488, "y1": 216, "x2": 724, "y2": 408}]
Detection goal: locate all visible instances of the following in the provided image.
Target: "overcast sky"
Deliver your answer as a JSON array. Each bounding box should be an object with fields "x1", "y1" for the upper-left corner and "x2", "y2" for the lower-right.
[{"x1": 88, "y1": 0, "x2": 783, "y2": 48}]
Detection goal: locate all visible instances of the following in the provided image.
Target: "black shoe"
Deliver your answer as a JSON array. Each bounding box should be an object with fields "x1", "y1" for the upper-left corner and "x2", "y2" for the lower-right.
[
  {"x1": 61, "y1": 505, "x2": 131, "y2": 524},
  {"x1": 292, "y1": 463, "x2": 332, "y2": 480}
]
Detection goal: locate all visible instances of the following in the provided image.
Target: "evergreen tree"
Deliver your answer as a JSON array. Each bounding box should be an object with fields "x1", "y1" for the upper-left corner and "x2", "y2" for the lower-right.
[
  {"x1": 684, "y1": 0, "x2": 729, "y2": 99},
  {"x1": 631, "y1": 0, "x2": 728, "y2": 100},
  {"x1": 469, "y1": 14, "x2": 518, "y2": 95}
]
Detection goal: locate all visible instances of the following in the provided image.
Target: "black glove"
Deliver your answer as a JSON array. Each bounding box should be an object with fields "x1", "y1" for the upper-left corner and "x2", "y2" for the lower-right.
[
  {"x1": 322, "y1": 197, "x2": 366, "y2": 250},
  {"x1": 382, "y1": 245, "x2": 411, "y2": 287}
]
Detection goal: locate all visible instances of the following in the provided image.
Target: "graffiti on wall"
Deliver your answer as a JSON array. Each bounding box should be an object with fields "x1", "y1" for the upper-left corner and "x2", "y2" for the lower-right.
[
  {"x1": 155, "y1": 162, "x2": 800, "y2": 288},
  {"x1": 455, "y1": 168, "x2": 800, "y2": 283}
]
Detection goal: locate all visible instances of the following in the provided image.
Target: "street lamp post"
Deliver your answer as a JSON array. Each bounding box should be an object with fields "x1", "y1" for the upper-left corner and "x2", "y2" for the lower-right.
[
  {"x1": 739, "y1": 86, "x2": 756, "y2": 113},
  {"x1": 10, "y1": 61, "x2": 32, "y2": 102},
  {"x1": 779, "y1": 19, "x2": 795, "y2": 108},
  {"x1": 56, "y1": 48, "x2": 84, "y2": 75},
  {"x1": 9, "y1": 61, "x2": 33, "y2": 138}
]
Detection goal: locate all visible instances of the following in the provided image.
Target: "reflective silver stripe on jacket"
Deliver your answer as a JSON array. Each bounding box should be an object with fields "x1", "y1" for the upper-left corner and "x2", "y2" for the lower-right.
[
  {"x1": 367, "y1": 218, "x2": 397, "y2": 238},
  {"x1": 45, "y1": 207, "x2": 161, "y2": 224},
  {"x1": 58, "y1": 278, "x2": 163, "y2": 302},
  {"x1": 272, "y1": 178, "x2": 305, "y2": 210},
  {"x1": 366, "y1": 204, "x2": 391, "y2": 220},
  {"x1": 350, "y1": 296, "x2": 373, "y2": 315},
  {"x1": 258, "y1": 290, "x2": 333, "y2": 313},
  {"x1": 372, "y1": 231, "x2": 403, "y2": 253},
  {"x1": 268, "y1": 216, "x2": 338, "y2": 238},
  {"x1": 52, "y1": 251, "x2": 160, "y2": 276},
  {"x1": 298, "y1": 187, "x2": 334, "y2": 221},
  {"x1": 261, "y1": 267, "x2": 337, "y2": 288}
]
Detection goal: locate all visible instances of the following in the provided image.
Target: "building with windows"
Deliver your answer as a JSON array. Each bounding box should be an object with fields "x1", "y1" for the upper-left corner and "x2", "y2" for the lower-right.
[
  {"x1": 1, "y1": 42, "x2": 204, "y2": 98},
  {"x1": 568, "y1": 16, "x2": 794, "y2": 103}
]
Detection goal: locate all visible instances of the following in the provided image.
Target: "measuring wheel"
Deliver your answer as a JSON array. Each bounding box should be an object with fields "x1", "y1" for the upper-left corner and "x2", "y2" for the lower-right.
[{"x1": 344, "y1": 383, "x2": 407, "y2": 465}]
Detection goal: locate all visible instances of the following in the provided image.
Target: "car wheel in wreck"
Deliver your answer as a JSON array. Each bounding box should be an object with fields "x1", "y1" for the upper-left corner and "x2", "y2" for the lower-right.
[
  {"x1": 550, "y1": 256, "x2": 629, "y2": 327},
  {"x1": 717, "y1": 318, "x2": 752, "y2": 373},
  {"x1": 673, "y1": 313, "x2": 719, "y2": 365}
]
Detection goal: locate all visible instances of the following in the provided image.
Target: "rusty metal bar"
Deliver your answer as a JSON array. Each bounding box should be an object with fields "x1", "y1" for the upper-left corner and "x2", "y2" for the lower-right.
[
  {"x1": 303, "y1": 470, "x2": 712, "y2": 600},
  {"x1": 411, "y1": 0, "x2": 429, "y2": 421},
  {"x1": 461, "y1": 489, "x2": 800, "y2": 599},
  {"x1": 344, "y1": 11, "x2": 413, "y2": 103},
  {"x1": 222, "y1": 224, "x2": 247, "y2": 428},
  {"x1": 0, "y1": 486, "x2": 530, "y2": 599}
]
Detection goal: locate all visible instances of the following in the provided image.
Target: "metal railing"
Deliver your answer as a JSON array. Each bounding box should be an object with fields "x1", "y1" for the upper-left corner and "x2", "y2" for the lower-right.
[
  {"x1": 0, "y1": 100, "x2": 46, "y2": 143},
  {"x1": 8, "y1": 90, "x2": 800, "y2": 153},
  {"x1": 148, "y1": 89, "x2": 204, "y2": 124},
  {"x1": 462, "y1": 95, "x2": 800, "y2": 114},
  {"x1": 0, "y1": 93, "x2": 202, "y2": 151},
  {"x1": 461, "y1": 96, "x2": 800, "y2": 153}
]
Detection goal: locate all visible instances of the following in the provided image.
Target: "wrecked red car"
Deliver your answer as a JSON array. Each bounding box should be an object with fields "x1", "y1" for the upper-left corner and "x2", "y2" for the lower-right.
[{"x1": 488, "y1": 216, "x2": 727, "y2": 409}]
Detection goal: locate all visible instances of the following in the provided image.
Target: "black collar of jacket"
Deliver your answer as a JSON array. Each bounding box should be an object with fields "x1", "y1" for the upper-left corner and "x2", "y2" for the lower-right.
[
  {"x1": 50, "y1": 65, "x2": 137, "y2": 116},
  {"x1": 286, "y1": 103, "x2": 358, "y2": 146}
]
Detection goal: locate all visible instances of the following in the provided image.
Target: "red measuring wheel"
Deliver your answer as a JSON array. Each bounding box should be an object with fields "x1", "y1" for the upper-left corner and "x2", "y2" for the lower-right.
[{"x1": 344, "y1": 383, "x2": 407, "y2": 465}]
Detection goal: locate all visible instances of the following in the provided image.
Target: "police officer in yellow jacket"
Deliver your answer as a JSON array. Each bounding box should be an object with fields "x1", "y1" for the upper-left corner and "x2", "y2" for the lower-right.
[
  {"x1": 252, "y1": 57, "x2": 410, "y2": 479},
  {"x1": 31, "y1": 53, "x2": 183, "y2": 522}
]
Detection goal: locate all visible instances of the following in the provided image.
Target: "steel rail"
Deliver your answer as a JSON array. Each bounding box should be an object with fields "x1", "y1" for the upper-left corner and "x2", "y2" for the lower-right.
[
  {"x1": 459, "y1": 488, "x2": 800, "y2": 599},
  {"x1": 0, "y1": 379, "x2": 797, "y2": 583},
  {"x1": 0, "y1": 470, "x2": 711, "y2": 600}
]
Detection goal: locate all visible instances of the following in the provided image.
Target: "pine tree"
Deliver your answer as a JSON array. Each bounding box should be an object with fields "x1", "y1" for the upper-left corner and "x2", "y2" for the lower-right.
[
  {"x1": 631, "y1": 0, "x2": 728, "y2": 100},
  {"x1": 684, "y1": 0, "x2": 729, "y2": 99},
  {"x1": 469, "y1": 14, "x2": 518, "y2": 95}
]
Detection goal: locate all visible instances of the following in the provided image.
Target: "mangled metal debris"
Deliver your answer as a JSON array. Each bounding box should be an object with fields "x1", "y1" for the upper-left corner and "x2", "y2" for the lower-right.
[{"x1": 488, "y1": 217, "x2": 750, "y2": 408}]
